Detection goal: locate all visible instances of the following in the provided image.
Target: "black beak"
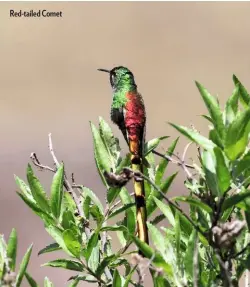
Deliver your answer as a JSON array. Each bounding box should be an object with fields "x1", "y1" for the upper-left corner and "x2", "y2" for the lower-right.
[{"x1": 97, "y1": 68, "x2": 110, "y2": 73}]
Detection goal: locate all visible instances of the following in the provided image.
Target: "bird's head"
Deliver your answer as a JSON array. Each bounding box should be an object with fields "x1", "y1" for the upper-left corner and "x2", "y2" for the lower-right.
[{"x1": 98, "y1": 66, "x2": 136, "y2": 91}]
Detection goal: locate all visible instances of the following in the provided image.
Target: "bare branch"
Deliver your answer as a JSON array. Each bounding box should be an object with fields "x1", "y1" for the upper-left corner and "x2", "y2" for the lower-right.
[
  {"x1": 30, "y1": 134, "x2": 91, "y2": 239},
  {"x1": 152, "y1": 142, "x2": 194, "y2": 180},
  {"x1": 152, "y1": 150, "x2": 194, "y2": 169},
  {"x1": 48, "y1": 133, "x2": 60, "y2": 167},
  {"x1": 181, "y1": 142, "x2": 193, "y2": 179},
  {"x1": 30, "y1": 152, "x2": 55, "y2": 173}
]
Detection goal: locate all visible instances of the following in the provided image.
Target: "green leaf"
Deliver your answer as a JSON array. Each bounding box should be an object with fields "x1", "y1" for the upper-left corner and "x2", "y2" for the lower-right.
[
  {"x1": 123, "y1": 265, "x2": 137, "y2": 287},
  {"x1": 85, "y1": 232, "x2": 99, "y2": 262},
  {"x1": 170, "y1": 205, "x2": 193, "y2": 236},
  {"x1": 96, "y1": 255, "x2": 117, "y2": 277},
  {"x1": 68, "y1": 275, "x2": 97, "y2": 284},
  {"x1": 175, "y1": 212, "x2": 181, "y2": 267},
  {"x1": 214, "y1": 147, "x2": 231, "y2": 193},
  {"x1": 222, "y1": 189, "x2": 250, "y2": 212},
  {"x1": 108, "y1": 203, "x2": 135, "y2": 219},
  {"x1": 147, "y1": 173, "x2": 177, "y2": 216},
  {"x1": 131, "y1": 235, "x2": 173, "y2": 276},
  {"x1": 15, "y1": 244, "x2": 33, "y2": 287},
  {"x1": 7, "y1": 228, "x2": 17, "y2": 271},
  {"x1": 173, "y1": 196, "x2": 212, "y2": 214},
  {"x1": 88, "y1": 243, "x2": 99, "y2": 273},
  {"x1": 224, "y1": 85, "x2": 239, "y2": 126},
  {"x1": 61, "y1": 209, "x2": 76, "y2": 230},
  {"x1": 119, "y1": 188, "x2": 136, "y2": 234},
  {"x1": 15, "y1": 175, "x2": 35, "y2": 203},
  {"x1": 116, "y1": 230, "x2": 127, "y2": 248},
  {"x1": 116, "y1": 153, "x2": 130, "y2": 173},
  {"x1": 0, "y1": 235, "x2": 6, "y2": 280},
  {"x1": 100, "y1": 226, "x2": 128, "y2": 232},
  {"x1": 80, "y1": 186, "x2": 104, "y2": 214},
  {"x1": 184, "y1": 230, "x2": 197, "y2": 280},
  {"x1": 63, "y1": 229, "x2": 81, "y2": 258},
  {"x1": 68, "y1": 279, "x2": 79, "y2": 287},
  {"x1": 82, "y1": 195, "x2": 91, "y2": 219},
  {"x1": 144, "y1": 136, "x2": 169, "y2": 156},
  {"x1": 233, "y1": 75, "x2": 250, "y2": 108},
  {"x1": 99, "y1": 117, "x2": 121, "y2": 169},
  {"x1": 209, "y1": 129, "x2": 224, "y2": 149},
  {"x1": 45, "y1": 225, "x2": 73, "y2": 256},
  {"x1": 42, "y1": 259, "x2": 84, "y2": 271},
  {"x1": 221, "y1": 206, "x2": 234, "y2": 222},
  {"x1": 89, "y1": 205, "x2": 104, "y2": 225},
  {"x1": 25, "y1": 272, "x2": 39, "y2": 287},
  {"x1": 38, "y1": 242, "x2": 61, "y2": 256},
  {"x1": 155, "y1": 277, "x2": 172, "y2": 287},
  {"x1": 150, "y1": 214, "x2": 166, "y2": 225},
  {"x1": 201, "y1": 114, "x2": 213, "y2": 124},
  {"x1": 202, "y1": 150, "x2": 220, "y2": 196},
  {"x1": 196, "y1": 81, "x2": 225, "y2": 141},
  {"x1": 225, "y1": 108, "x2": 250, "y2": 160},
  {"x1": 26, "y1": 164, "x2": 50, "y2": 213},
  {"x1": 44, "y1": 277, "x2": 54, "y2": 287},
  {"x1": 234, "y1": 151, "x2": 250, "y2": 178},
  {"x1": 16, "y1": 192, "x2": 52, "y2": 223},
  {"x1": 148, "y1": 223, "x2": 166, "y2": 256},
  {"x1": 245, "y1": 211, "x2": 250, "y2": 232},
  {"x1": 50, "y1": 163, "x2": 64, "y2": 218},
  {"x1": 153, "y1": 197, "x2": 175, "y2": 226},
  {"x1": 155, "y1": 137, "x2": 179, "y2": 185},
  {"x1": 62, "y1": 192, "x2": 76, "y2": 214},
  {"x1": 107, "y1": 187, "x2": 121, "y2": 204},
  {"x1": 90, "y1": 122, "x2": 112, "y2": 187},
  {"x1": 169, "y1": 123, "x2": 216, "y2": 151},
  {"x1": 112, "y1": 270, "x2": 122, "y2": 287}
]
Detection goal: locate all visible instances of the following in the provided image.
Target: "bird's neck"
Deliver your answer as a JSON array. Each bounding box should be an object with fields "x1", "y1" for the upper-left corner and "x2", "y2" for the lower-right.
[{"x1": 112, "y1": 85, "x2": 137, "y2": 109}]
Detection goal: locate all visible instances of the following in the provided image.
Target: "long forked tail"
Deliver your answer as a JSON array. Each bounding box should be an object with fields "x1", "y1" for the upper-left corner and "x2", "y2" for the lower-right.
[{"x1": 129, "y1": 138, "x2": 149, "y2": 251}]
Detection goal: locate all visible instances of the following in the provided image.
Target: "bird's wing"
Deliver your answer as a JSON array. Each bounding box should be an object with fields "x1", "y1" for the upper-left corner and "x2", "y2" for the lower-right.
[{"x1": 111, "y1": 106, "x2": 129, "y2": 145}]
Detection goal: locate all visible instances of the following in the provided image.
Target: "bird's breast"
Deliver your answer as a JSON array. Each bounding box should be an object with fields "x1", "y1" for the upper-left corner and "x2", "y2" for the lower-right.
[{"x1": 124, "y1": 92, "x2": 146, "y2": 128}]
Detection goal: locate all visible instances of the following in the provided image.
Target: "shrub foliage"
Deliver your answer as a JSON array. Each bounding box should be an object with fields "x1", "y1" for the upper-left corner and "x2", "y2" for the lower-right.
[{"x1": 2, "y1": 75, "x2": 250, "y2": 286}]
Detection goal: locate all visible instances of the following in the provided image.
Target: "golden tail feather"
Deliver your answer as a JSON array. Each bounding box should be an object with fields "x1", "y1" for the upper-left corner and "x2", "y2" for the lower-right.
[{"x1": 129, "y1": 140, "x2": 149, "y2": 253}]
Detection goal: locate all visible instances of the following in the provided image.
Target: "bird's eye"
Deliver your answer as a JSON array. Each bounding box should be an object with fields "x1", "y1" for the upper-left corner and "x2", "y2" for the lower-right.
[{"x1": 110, "y1": 73, "x2": 116, "y2": 85}]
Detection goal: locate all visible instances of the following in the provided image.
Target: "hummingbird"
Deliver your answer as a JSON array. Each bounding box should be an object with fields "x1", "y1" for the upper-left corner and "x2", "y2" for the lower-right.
[{"x1": 98, "y1": 66, "x2": 149, "y2": 247}]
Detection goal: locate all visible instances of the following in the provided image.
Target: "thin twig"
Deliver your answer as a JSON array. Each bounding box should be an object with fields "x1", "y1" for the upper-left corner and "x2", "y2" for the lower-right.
[
  {"x1": 152, "y1": 141, "x2": 194, "y2": 180},
  {"x1": 229, "y1": 243, "x2": 250, "y2": 260},
  {"x1": 182, "y1": 142, "x2": 192, "y2": 162},
  {"x1": 152, "y1": 150, "x2": 194, "y2": 169},
  {"x1": 48, "y1": 133, "x2": 60, "y2": 167},
  {"x1": 48, "y1": 135, "x2": 81, "y2": 212},
  {"x1": 108, "y1": 192, "x2": 135, "y2": 214},
  {"x1": 30, "y1": 153, "x2": 55, "y2": 173}
]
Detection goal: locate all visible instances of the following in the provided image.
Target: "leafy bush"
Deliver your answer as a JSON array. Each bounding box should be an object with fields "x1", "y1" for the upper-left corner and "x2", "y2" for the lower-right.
[{"x1": 2, "y1": 75, "x2": 250, "y2": 286}]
